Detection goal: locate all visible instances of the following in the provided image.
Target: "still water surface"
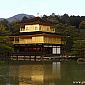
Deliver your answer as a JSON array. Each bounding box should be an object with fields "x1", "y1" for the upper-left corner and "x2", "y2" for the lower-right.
[{"x1": 0, "y1": 61, "x2": 85, "y2": 85}]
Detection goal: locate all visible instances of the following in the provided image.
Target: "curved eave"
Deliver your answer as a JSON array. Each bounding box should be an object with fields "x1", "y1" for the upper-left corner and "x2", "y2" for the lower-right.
[
  {"x1": 19, "y1": 31, "x2": 63, "y2": 36},
  {"x1": 18, "y1": 17, "x2": 55, "y2": 27},
  {"x1": 9, "y1": 31, "x2": 64, "y2": 37}
]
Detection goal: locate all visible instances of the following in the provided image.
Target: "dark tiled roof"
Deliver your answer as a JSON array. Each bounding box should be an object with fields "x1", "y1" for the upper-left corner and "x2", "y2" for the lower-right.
[
  {"x1": 19, "y1": 17, "x2": 55, "y2": 27},
  {"x1": 10, "y1": 31, "x2": 63, "y2": 36}
]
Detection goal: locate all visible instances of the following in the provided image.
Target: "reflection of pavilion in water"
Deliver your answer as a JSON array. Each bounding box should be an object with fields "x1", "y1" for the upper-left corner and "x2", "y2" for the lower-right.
[{"x1": 8, "y1": 62, "x2": 61, "y2": 85}]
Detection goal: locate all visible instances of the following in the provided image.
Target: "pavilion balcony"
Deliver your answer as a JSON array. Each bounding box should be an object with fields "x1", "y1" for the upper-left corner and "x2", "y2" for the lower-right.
[{"x1": 12, "y1": 41, "x2": 63, "y2": 45}]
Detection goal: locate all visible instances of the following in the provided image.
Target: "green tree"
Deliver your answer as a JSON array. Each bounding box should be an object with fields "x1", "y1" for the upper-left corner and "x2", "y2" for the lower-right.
[
  {"x1": 0, "y1": 20, "x2": 13, "y2": 58},
  {"x1": 70, "y1": 40, "x2": 85, "y2": 57},
  {"x1": 63, "y1": 26, "x2": 78, "y2": 55},
  {"x1": 61, "y1": 14, "x2": 70, "y2": 25},
  {"x1": 0, "y1": 20, "x2": 10, "y2": 35},
  {"x1": 70, "y1": 28, "x2": 85, "y2": 57},
  {"x1": 70, "y1": 16, "x2": 80, "y2": 28},
  {"x1": 79, "y1": 21, "x2": 85, "y2": 29},
  {"x1": 10, "y1": 22, "x2": 20, "y2": 34},
  {"x1": 55, "y1": 24, "x2": 79, "y2": 56},
  {"x1": 55, "y1": 23, "x2": 65, "y2": 33},
  {"x1": 0, "y1": 35, "x2": 14, "y2": 58}
]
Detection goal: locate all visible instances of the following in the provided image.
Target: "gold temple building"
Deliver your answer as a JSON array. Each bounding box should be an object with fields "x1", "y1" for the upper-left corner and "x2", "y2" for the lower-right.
[{"x1": 10, "y1": 17, "x2": 64, "y2": 60}]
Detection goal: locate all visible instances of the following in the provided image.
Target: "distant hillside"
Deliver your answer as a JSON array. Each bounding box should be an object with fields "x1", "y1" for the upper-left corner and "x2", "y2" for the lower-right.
[
  {"x1": 0, "y1": 18, "x2": 5, "y2": 21},
  {"x1": 7, "y1": 14, "x2": 34, "y2": 22}
]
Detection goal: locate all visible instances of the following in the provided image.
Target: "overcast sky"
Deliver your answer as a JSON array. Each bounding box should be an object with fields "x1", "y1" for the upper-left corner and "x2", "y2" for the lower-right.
[{"x1": 0, "y1": 0, "x2": 85, "y2": 18}]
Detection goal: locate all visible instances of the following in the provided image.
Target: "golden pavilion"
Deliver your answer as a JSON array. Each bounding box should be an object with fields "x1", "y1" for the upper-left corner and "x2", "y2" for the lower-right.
[{"x1": 10, "y1": 17, "x2": 64, "y2": 60}]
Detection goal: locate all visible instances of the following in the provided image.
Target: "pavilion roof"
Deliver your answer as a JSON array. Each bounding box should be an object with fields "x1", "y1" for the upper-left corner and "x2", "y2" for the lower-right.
[{"x1": 19, "y1": 17, "x2": 55, "y2": 28}]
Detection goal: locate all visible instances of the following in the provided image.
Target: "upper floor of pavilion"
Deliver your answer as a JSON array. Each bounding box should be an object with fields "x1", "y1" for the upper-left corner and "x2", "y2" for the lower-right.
[{"x1": 19, "y1": 17, "x2": 55, "y2": 33}]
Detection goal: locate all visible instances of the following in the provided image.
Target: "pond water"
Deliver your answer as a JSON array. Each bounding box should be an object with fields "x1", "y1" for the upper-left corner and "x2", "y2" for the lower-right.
[{"x1": 0, "y1": 61, "x2": 85, "y2": 85}]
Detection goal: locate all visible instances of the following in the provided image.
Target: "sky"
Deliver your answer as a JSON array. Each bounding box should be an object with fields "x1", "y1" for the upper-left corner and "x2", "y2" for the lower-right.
[{"x1": 0, "y1": 0, "x2": 85, "y2": 18}]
